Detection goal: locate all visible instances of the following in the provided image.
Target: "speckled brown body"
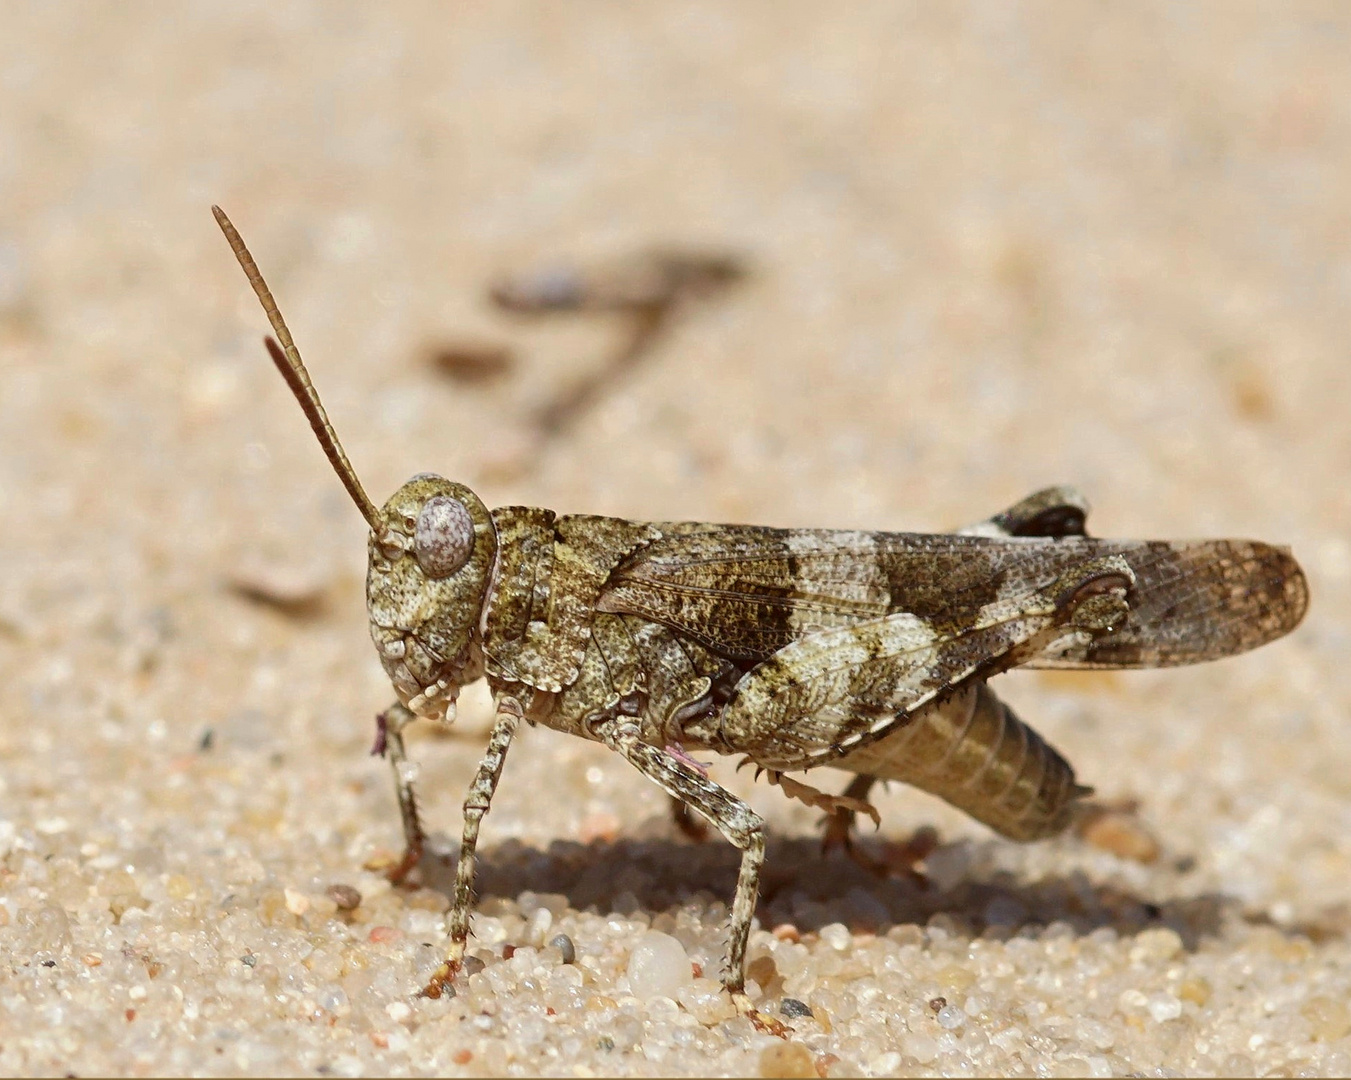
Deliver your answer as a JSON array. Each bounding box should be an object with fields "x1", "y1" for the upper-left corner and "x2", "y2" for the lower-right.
[
  {"x1": 360, "y1": 480, "x2": 1306, "y2": 1030},
  {"x1": 215, "y1": 205, "x2": 1310, "y2": 1034},
  {"x1": 380, "y1": 497, "x2": 1305, "y2": 842}
]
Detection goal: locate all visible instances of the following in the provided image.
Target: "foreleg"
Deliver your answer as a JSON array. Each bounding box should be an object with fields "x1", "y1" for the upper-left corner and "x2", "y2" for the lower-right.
[
  {"x1": 372, "y1": 704, "x2": 427, "y2": 886},
  {"x1": 421, "y1": 695, "x2": 523, "y2": 999}
]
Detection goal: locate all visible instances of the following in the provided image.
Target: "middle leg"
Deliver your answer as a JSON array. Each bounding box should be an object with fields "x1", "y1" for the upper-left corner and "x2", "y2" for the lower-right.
[{"x1": 421, "y1": 694, "x2": 523, "y2": 999}]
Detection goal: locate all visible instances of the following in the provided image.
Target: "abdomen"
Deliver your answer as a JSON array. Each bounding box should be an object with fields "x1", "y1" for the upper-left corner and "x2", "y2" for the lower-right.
[{"x1": 829, "y1": 682, "x2": 1087, "y2": 841}]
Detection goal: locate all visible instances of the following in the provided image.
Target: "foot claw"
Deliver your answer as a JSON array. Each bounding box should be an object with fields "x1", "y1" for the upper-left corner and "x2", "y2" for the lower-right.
[
  {"x1": 419, "y1": 960, "x2": 460, "y2": 1000},
  {"x1": 746, "y1": 1007, "x2": 791, "y2": 1038},
  {"x1": 732, "y1": 992, "x2": 791, "y2": 1038}
]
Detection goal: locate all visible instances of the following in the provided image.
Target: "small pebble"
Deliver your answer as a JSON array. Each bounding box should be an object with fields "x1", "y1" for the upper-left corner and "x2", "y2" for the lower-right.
[
  {"x1": 936, "y1": 1004, "x2": 966, "y2": 1029},
  {"x1": 1303, "y1": 994, "x2": 1351, "y2": 1041},
  {"x1": 677, "y1": 978, "x2": 737, "y2": 1025},
  {"x1": 780, "y1": 997, "x2": 813, "y2": 1019},
  {"x1": 758, "y1": 1041, "x2": 816, "y2": 1079},
  {"x1": 1078, "y1": 1018, "x2": 1116, "y2": 1050},
  {"x1": 283, "y1": 888, "x2": 309, "y2": 916},
  {"x1": 1146, "y1": 991, "x2": 1182, "y2": 1023},
  {"x1": 326, "y1": 884, "x2": 362, "y2": 911},
  {"x1": 548, "y1": 933, "x2": 576, "y2": 964},
  {"x1": 1179, "y1": 976, "x2": 1212, "y2": 1005},
  {"x1": 819, "y1": 922, "x2": 850, "y2": 951},
  {"x1": 318, "y1": 986, "x2": 349, "y2": 1016},
  {"x1": 938, "y1": 964, "x2": 975, "y2": 992},
  {"x1": 625, "y1": 931, "x2": 692, "y2": 1000},
  {"x1": 906, "y1": 1033, "x2": 939, "y2": 1064},
  {"x1": 1130, "y1": 927, "x2": 1183, "y2": 964}
]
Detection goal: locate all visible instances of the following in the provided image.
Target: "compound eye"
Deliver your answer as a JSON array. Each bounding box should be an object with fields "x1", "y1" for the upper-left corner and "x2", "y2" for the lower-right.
[{"x1": 413, "y1": 496, "x2": 474, "y2": 579}]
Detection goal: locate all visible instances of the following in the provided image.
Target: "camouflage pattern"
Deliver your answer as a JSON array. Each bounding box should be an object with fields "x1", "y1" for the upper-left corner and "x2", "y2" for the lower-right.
[{"x1": 214, "y1": 206, "x2": 1310, "y2": 1036}]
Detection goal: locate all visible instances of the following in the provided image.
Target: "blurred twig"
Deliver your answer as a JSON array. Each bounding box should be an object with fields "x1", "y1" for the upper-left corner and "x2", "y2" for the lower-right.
[{"x1": 490, "y1": 248, "x2": 748, "y2": 446}]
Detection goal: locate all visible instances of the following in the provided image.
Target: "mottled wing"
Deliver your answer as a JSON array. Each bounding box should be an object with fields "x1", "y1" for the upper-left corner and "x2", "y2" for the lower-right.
[
  {"x1": 1026, "y1": 536, "x2": 1306, "y2": 668},
  {"x1": 596, "y1": 527, "x2": 1306, "y2": 670},
  {"x1": 714, "y1": 554, "x2": 1132, "y2": 771}
]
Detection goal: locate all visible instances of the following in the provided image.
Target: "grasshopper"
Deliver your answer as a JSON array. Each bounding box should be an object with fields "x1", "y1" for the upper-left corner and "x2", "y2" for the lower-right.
[{"x1": 213, "y1": 207, "x2": 1308, "y2": 1034}]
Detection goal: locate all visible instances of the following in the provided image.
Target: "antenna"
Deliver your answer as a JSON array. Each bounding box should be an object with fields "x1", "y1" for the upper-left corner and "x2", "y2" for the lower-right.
[{"x1": 212, "y1": 205, "x2": 383, "y2": 533}]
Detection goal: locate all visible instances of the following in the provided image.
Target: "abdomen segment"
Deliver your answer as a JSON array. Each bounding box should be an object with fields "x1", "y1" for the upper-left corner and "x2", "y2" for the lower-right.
[{"x1": 828, "y1": 682, "x2": 1086, "y2": 841}]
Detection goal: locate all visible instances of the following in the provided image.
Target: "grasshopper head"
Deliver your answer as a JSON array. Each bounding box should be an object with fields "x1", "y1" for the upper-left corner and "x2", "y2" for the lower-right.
[
  {"x1": 214, "y1": 206, "x2": 497, "y2": 724},
  {"x1": 367, "y1": 475, "x2": 496, "y2": 720}
]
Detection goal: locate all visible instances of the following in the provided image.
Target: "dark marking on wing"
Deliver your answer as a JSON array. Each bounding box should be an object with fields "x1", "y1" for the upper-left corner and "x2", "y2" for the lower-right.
[
  {"x1": 1028, "y1": 536, "x2": 1307, "y2": 669},
  {"x1": 596, "y1": 527, "x2": 1307, "y2": 670}
]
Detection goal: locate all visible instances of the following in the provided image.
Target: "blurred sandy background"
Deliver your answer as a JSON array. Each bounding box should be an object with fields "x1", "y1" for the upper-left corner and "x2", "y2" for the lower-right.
[{"x1": 1, "y1": 4, "x2": 1350, "y2": 1076}]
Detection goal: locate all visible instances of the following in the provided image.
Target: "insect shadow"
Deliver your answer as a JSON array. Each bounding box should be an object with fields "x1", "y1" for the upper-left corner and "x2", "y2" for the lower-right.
[{"x1": 411, "y1": 831, "x2": 1241, "y2": 956}]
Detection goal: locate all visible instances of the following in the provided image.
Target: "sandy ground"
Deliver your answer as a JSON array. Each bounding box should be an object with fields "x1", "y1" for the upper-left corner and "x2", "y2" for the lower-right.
[{"x1": 2, "y1": 4, "x2": 1350, "y2": 1077}]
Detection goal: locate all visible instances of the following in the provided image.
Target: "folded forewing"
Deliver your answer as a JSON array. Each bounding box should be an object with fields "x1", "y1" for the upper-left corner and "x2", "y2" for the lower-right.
[{"x1": 598, "y1": 527, "x2": 1306, "y2": 670}]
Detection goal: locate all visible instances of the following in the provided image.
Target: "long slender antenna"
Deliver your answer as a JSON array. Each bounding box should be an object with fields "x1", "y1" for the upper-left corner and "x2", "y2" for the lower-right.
[{"x1": 212, "y1": 205, "x2": 384, "y2": 533}]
